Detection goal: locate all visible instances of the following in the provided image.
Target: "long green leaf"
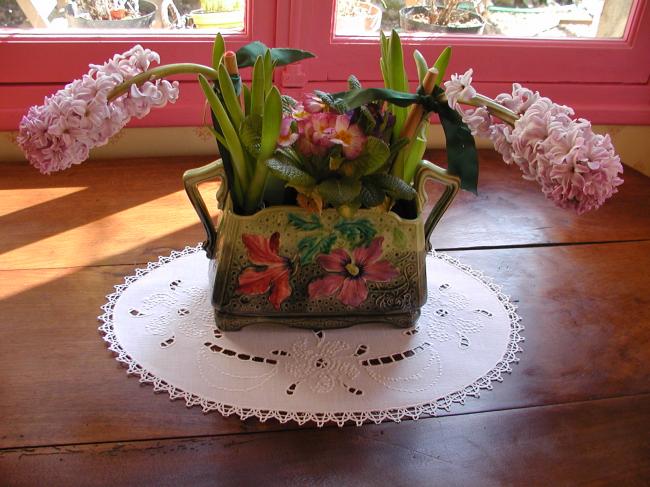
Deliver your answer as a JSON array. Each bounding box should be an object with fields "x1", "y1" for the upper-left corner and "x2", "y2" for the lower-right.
[
  {"x1": 217, "y1": 64, "x2": 243, "y2": 130},
  {"x1": 403, "y1": 125, "x2": 428, "y2": 184},
  {"x1": 263, "y1": 49, "x2": 273, "y2": 95},
  {"x1": 388, "y1": 30, "x2": 408, "y2": 138},
  {"x1": 212, "y1": 33, "x2": 225, "y2": 70},
  {"x1": 242, "y1": 84, "x2": 251, "y2": 116},
  {"x1": 250, "y1": 56, "x2": 265, "y2": 118},
  {"x1": 199, "y1": 74, "x2": 249, "y2": 190},
  {"x1": 413, "y1": 49, "x2": 428, "y2": 84},
  {"x1": 259, "y1": 87, "x2": 282, "y2": 161},
  {"x1": 433, "y1": 46, "x2": 452, "y2": 86}
]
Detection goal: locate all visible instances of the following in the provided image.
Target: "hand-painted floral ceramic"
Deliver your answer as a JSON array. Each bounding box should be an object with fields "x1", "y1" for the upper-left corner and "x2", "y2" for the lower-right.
[{"x1": 184, "y1": 159, "x2": 460, "y2": 330}]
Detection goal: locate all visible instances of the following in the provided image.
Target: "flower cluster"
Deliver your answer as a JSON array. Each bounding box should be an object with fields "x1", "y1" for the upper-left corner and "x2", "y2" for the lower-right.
[
  {"x1": 18, "y1": 45, "x2": 179, "y2": 175},
  {"x1": 445, "y1": 73, "x2": 624, "y2": 214},
  {"x1": 280, "y1": 93, "x2": 369, "y2": 160}
]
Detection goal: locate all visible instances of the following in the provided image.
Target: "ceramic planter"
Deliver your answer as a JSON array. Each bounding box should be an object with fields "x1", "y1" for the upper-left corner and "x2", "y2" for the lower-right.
[
  {"x1": 184, "y1": 160, "x2": 459, "y2": 331},
  {"x1": 400, "y1": 5, "x2": 485, "y2": 34},
  {"x1": 65, "y1": 0, "x2": 157, "y2": 28}
]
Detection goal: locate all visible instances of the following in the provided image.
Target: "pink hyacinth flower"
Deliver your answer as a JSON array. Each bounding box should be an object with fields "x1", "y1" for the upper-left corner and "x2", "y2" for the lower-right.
[
  {"x1": 444, "y1": 69, "x2": 477, "y2": 110},
  {"x1": 18, "y1": 45, "x2": 179, "y2": 174},
  {"x1": 308, "y1": 237, "x2": 399, "y2": 307}
]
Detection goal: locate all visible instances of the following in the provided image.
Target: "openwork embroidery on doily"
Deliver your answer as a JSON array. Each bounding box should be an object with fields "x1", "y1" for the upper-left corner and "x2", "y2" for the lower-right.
[{"x1": 98, "y1": 244, "x2": 524, "y2": 427}]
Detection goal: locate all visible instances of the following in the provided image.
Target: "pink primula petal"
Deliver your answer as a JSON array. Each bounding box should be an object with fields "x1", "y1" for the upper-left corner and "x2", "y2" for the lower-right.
[
  {"x1": 316, "y1": 248, "x2": 350, "y2": 272},
  {"x1": 338, "y1": 278, "x2": 368, "y2": 307},
  {"x1": 241, "y1": 233, "x2": 285, "y2": 265},
  {"x1": 308, "y1": 274, "x2": 346, "y2": 299},
  {"x1": 363, "y1": 259, "x2": 399, "y2": 282},
  {"x1": 353, "y1": 237, "x2": 384, "y2": 267}
]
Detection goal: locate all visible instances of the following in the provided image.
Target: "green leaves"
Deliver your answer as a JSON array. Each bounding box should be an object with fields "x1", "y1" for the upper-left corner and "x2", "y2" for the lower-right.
[
  {"x1": 259, "y1": 87, "x2": 282, "y2": 162},
  {"x1": 413, "y1": 49, "x2": 428, "y2": 84},
  {"x1": 354, "y1": 136, "x2": 391, "y2": 176},
  {"x1": 235, "y1": 42, "x2": 315, "y2": 68},
  {"x1": 240, "y1": 114, "x2": 262, "y2": 158},
  {"x1": 250, "y1": 56, "x2": 265, "y2": 118},
  {"x1": 317, "y1": 179, "x2": 362, "y2": 207},
  {"x1": 348, "y1": 75, "x2": 362, "y2": 90},
  {"x1": 266, "y1": 158, "x2": 316, "y2": 187},
  {"x1": 365, "y1": 173, "x2": 417, "y2": 201},
  {"x1": 217, "y1": 63, "x2": 243, "y2": 130}
]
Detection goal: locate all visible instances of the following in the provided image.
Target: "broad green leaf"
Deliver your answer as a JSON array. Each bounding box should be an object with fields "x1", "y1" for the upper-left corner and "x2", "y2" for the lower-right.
[
  {"x1": 236, "y1": 41, "x2": 315, "y2": 68},
  {"x1": 288, "y1": 213, "x2": 323, "y2": 231},
  {"x1": 266, "y1": 158, "x2": 316, "y2": 187},
  {"x1": 356, "y1": 136, "x2": 391, "y2": 176},
  {"x1": 199, "y1": 74, "x2": 248, "y2": 188},
  {"x1": 212, "y1": 33, "x2": 225, "y2": 70},
  {"x1": 434, "y1": 86, "x2": 479, "y2": 193},
  {"x1": 281, "y1": 94, "x2": 298, "y2": 114},
  {"x1": 333, "y1": 218, "x2": 377, "y2": 248},
  {"x1": 317, "y1": 178, "x2": 362, "y2": 207},
  {"x1": 365, "y1": 173, "x2": 417, "y2": 201},
  {"x1": 413, "y1": 49, "x2": 428, "y2": 84},
  {"x1": 240, "y1": 114, "x2": 262, "y2": 158},
  {"x1": 217, "y1": 63, "x2": 243, "y2": 130},
  {"x1": 433, "y1": 46, "x2": 452, "y2": 86},
  {"x1": 259, "y1": 87, "x2": 282, "y2": 161},
  {"x1": 250, "y1": 56, "x2": 265, "y2": 118},
  {"x1": 359, "y1": 180, "x2": 386, "y2": 208}
]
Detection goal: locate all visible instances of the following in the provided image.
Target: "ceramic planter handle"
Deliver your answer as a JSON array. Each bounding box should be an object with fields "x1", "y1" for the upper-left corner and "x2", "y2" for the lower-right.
[
  {"x1": 414, "y1": 160, "x2": 461, "y2": 252},
  {"x1": 183, "y1": 159, "x2": 228, "y2": 259}
]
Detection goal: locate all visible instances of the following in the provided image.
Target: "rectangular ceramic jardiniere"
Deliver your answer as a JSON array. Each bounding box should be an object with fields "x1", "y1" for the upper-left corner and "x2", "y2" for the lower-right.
[{"x1": 184, "y1": 159, "x2": 459, "y2": 331}]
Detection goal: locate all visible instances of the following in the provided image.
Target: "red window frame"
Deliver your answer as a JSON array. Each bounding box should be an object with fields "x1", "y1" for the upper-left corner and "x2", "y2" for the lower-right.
[
  {"x1": 292, "y1": 0, "x2": 650, "y2": 124},
  {"x1": 1, "y1": 0, "x2": 648, "y2": 130}
]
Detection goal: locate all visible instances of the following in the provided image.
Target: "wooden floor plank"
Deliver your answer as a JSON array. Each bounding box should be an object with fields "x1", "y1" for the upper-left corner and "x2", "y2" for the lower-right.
[
  {"x1": 1, "y1": 394, "x2": 648, "y2": 487},
  {"x1": 1, "y1": 151, "x2": 649, "y2": 271},
  {"x1": 1, "y1": 241, "x2": 648, "y2": 448}
]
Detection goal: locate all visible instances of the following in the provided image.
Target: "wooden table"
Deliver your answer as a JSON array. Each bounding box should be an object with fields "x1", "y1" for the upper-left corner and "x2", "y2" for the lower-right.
[{"x1": 1, "y1": 150, "x2": 649, "y2": 486}]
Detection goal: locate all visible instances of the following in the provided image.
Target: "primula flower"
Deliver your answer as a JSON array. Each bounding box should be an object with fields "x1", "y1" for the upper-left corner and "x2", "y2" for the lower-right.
[
  {"x1": 330, "y1": 114, "x2": 367, "y2": 159},
  {"x1": 308, "y1": 237, "x2": 398, "y2": 307},
  {"x1": 278, "y1": 117, "x2": 299, "y2": 147},
  {"x1": 444, "y1": 69, "x2": 477, "y2": 109},
  {"x1": 237, "y1": 232, "x2": 294, "y2": 310},
  {"x1": 303, "y1": 93, "x2": 326, "y2": 113},
  {"x1": 18, "y1": 45, "x2": 179, "y2": 175}
]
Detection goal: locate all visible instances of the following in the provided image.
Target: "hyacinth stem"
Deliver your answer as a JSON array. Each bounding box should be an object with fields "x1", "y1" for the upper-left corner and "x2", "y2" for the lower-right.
[
  {"x1": 437, "y1": 92, "x2": 519, "y2": 127},
  {"x1": 107, "y1": 63, "x2": 219, "y2": 101}
]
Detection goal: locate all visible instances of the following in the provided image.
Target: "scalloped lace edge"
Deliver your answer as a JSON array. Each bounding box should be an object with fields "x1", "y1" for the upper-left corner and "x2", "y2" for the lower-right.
[{"x1": 98, "y1": 244, "x2": 524, "y2": 427}]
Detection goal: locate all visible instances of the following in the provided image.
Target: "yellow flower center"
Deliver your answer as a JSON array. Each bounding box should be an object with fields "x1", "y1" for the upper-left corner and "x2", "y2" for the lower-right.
[{"x1": 345, "y1": 263, "x2": 360, "y2": 277}]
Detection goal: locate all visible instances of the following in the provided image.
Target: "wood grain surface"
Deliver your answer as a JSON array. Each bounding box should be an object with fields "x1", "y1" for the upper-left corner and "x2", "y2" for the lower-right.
[{"x1": 1, "y1": 150, "x2": 648, "y2": 485}]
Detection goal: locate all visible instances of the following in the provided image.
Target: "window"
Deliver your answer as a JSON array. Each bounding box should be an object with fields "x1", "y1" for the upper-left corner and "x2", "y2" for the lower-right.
[{"x1": 1, "y1": 0, "x2": 648, "y2": 130}]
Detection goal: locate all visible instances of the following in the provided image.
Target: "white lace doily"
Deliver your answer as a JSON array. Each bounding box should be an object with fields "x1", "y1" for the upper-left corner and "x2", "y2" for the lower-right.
[{"x1": 99, "y1": 245, "x2": 523, "y2": 427}]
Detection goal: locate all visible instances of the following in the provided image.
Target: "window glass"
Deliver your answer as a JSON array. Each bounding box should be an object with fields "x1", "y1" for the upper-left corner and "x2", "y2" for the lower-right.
[
  {"x1": 334, "y1": 0, "x2": 635, "y2": 39},
  {"x1": 0, "y1": 0, "x2": 245, "y2": 31}
]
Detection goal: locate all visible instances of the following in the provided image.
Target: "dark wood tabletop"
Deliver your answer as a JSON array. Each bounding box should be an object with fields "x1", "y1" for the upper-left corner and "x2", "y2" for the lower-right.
[{"x1": 1, "y1": 149, "x2": 649, "y2": 486}]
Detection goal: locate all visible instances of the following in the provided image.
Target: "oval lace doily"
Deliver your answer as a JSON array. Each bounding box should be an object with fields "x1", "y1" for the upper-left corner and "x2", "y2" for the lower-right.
[{"x1": 99, "y1": 245, "x2": 523, "y2": 427}]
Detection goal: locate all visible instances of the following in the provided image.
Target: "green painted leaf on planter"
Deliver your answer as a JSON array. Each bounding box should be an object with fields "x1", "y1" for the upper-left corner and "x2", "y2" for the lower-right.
[
  {"x1": 334, "y1": 218, "x2": 377, "y2": 248},
  {"x1": 288, "y1": 213, "x2": 323, "y2": 231},
  {"x1": 393, "y1": 227, "x2": 407, "y2": 248},
  {"x1": 297, "y1": 234, "x2": 337, "y2": 264}
]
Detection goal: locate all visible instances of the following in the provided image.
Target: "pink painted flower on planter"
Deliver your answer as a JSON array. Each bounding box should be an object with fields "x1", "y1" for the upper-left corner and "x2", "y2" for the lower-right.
[
  {"x1": 308, "y1": 237, "x2": 399, "y2": 307},
  {"x1": 237, "y1": 232, "x2": 294, "y2": 310}
]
